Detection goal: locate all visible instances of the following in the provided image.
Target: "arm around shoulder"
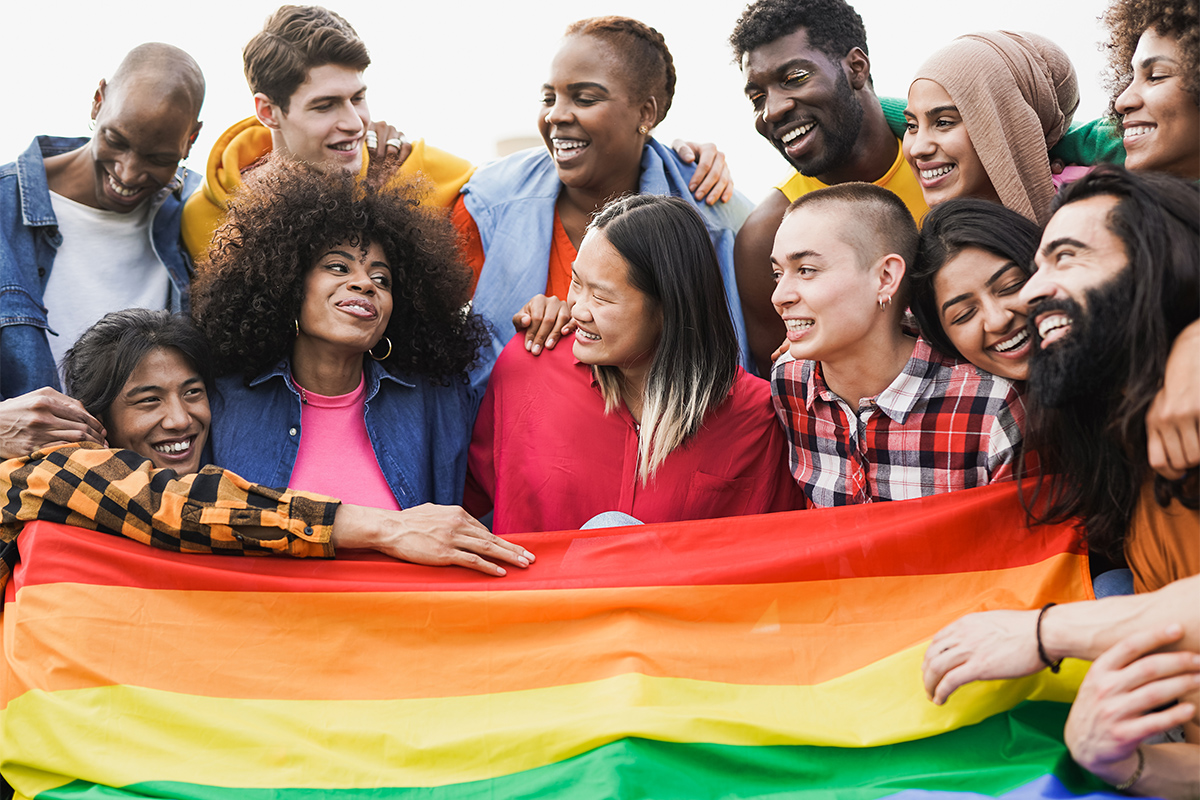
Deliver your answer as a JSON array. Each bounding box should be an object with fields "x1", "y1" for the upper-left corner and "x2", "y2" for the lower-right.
[{"x1": 735, "y1": 191, "x2": 790, "y2": 378}]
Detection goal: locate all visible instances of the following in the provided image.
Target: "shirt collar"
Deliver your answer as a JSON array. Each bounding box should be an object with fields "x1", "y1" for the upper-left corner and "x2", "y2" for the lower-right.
[
  {"x1": 873, "y1": 336, "x2": 943, "y2": 423},
  {"x1": 250, "y1": 357, "x2": 416, "y2": 396},
  {"x1": 801, "y1": 336, "x2": 942, "y2": 423}
]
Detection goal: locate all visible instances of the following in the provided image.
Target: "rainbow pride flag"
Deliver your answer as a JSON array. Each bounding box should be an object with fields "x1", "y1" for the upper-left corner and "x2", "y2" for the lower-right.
[{"x1": 1, "y1": 482, "x2": 1115, "y2": 799}]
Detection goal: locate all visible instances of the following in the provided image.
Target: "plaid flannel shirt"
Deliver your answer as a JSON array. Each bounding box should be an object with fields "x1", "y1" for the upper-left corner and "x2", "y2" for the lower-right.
[
  {"x1": 0, "y1": 443, "x2": 341, "y2": 594},
  {"x1": 771, "y1": 337, "x2": 1025, "y2": 507}
]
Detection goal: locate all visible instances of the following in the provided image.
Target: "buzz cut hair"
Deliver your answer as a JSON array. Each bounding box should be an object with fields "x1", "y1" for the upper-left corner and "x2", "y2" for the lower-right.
[
  {"x1": 243, "y1": 5, "x2": 370, "y2": 111},
  {"x1": 786, "y1": 183, "x2": 918, "y2": 303}
]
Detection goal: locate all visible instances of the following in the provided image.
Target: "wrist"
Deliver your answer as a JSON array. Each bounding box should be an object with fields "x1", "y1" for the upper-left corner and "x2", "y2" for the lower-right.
[
  {"x1": 1037, "y1": 604, "x2": 1065, "y2": 671},
  {"x1": 1089, "y1": 747, "x2": 1144, "y2": 790},
  {"x1": 332, "y1": 504, "x2": 383, "y2": 550}
]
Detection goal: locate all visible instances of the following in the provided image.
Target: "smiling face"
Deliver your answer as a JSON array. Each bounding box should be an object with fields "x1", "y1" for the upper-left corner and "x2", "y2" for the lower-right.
[
  {"x1": 88, "y1": 78, "x2": 199, "y2": 212},
  {"x1": 933, "y1": 247, "x2": 1032, "y2": 380},
  {"x1": 741, "y1": 28, "x2": 865, "y2": 179},
  {"x1": 568, "y1": 229, "x2": 662, "y2": 379},
  {"x1": 107, "y1": 347, "x2": 211, "y2": 475},
  {"x1": 1114, "y1": 29, "x2": 1200, "y2": 179},
  {"x1": 1021, "y1": 195, "x2": 1129, "y2": 351},
  {"x1": 770, "y1": 206, "x2": 886, "y2": 364},
  {"x1": 297, "y1": 240, "x2": 394, "y2": 358},
  {"x1": 903, "y1": 80, "x2": 999, "y2": 208},
  {"x1": 539, "y1": 35, "x2": 655, "y2": 197},
  {"x1": 259, "y1": 64, "x2": 371, "y2": 173}
]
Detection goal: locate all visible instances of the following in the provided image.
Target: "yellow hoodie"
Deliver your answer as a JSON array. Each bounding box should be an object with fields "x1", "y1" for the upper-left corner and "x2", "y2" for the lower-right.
[{"x1": 181, "y1": 117, "x2": 475, "y2": 261}]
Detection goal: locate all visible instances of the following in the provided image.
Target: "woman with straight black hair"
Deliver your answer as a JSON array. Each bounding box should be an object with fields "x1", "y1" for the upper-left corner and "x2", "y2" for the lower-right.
[
  {"x1": 910, "y1": 199, "x2": 1042, "y2": 383},
  {"x1": 466, "y1": 194, "x2": 798, "y2": 534}
]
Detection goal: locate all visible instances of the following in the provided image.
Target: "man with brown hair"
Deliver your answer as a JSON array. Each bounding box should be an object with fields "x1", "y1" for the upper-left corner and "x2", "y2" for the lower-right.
[{"x1": 181, "y1": 4, "x2": 474, "y2": 259}]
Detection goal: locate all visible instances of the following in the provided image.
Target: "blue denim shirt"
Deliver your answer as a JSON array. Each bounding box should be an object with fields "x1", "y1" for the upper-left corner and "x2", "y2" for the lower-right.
[
  {"x1": 210, "y1": 359, "x2": 479, "y2": 508},
  {"x1": 0, "y1": 136, "x2": 200, "y2": 399}
]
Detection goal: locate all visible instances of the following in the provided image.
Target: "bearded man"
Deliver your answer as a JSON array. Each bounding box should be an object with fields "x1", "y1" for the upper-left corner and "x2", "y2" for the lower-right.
[{"x1": 922, "y1": 165, "x2": 1199, "y2": 798}]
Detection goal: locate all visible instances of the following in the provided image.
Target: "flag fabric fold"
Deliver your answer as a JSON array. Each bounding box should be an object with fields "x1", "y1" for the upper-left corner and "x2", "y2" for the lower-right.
[{"x1": 1, "y1": 482, "x2": 1115, "y2": 799}]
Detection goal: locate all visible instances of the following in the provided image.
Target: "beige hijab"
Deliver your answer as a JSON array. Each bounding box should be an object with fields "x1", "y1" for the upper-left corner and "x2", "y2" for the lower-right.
[{"x1": 912, "y1": 31, "x2": 1079, "y2": 224}]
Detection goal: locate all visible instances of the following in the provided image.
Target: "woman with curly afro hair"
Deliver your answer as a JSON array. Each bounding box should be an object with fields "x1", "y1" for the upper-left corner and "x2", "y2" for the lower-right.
[
  {"x1": 1104, "y1": 0, "x2": 1199, "y2": 179},
  {"x1": 191, "y1": 158, "x2": 533, "y2": 577}
]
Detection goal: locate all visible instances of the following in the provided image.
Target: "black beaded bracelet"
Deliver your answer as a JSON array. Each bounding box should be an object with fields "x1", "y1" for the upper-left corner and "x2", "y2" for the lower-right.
[{"x1": 1036, "y1": 602, "x2": 1063, "y2": 674}]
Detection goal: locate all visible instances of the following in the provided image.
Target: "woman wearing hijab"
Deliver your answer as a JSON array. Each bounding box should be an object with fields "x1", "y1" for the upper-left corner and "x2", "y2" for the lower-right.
[{"x1": 902, "y1": 31, "x2": 1085, "y2": 224}]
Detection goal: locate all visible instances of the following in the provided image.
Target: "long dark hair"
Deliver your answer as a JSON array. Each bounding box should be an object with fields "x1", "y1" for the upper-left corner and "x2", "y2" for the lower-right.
[
  {"x1": 910, "y1": 198, "x2": 1042, "y2": 360},
  {"x1": 1021, "y1": 166, "x2": 1200, "y2": 558},
  {"x1": 589, "y1": 194, "x2": 739, "y2": 483},
  {"x1": 61, "y1": 309, "x2": 213, "y2": 426}
]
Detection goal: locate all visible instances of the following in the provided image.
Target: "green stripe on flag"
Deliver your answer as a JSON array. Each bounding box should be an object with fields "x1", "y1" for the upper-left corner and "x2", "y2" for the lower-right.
[{"x1": 36, "y1": 702, "x2": 1106, "y2": 800}]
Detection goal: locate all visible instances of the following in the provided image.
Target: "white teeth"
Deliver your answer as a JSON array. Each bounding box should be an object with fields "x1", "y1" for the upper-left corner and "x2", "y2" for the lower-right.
[
  {"x1": 108, "y1": 175, "x2": 138, "y2": 197},
  {"x1": 781, "y1": 123, "x2": 815, "y2": 144},
  {"x1": 330, "y1": 141, "x2": 358, "y2": 151},
  {"x1": 1038, "y1": 314, "x2": 1071, "y2": 339},
  {"x1": 552, "y1": 139, "x2": 587, "y2": 150},
  {"x1": 785, "y1": 319, "x2": 813, "y2": 331},
  {"x1": 576, "y1": 329, "x2": 601, "y2": 341},
  {"x1": 920, "y1": 165, "x2": 954, "y2": 179},
  {"x1": 1123, "y1": 126, "x2": 1154, "y2": 139},
  {"x1": 992, "y1": 328, "x2": 1029, "y2": 353},
  {"x1": 153, "y1": 440, "x2": 192, "y2": 454}
]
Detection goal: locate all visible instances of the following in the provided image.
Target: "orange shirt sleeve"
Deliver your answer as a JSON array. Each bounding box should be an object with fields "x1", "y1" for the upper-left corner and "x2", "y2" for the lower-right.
[{"x1": 451, "y1": 195, "x2": 485, "y2": 296}]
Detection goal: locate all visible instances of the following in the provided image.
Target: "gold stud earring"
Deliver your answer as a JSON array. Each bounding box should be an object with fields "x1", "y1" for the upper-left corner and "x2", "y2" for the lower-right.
[{"x1": 638, "y1": 125, "x2": 649, "y2": 135}]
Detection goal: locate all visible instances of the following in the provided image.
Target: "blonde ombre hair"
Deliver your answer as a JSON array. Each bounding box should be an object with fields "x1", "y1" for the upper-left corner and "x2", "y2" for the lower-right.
[{"x1": 588, "y1": 195, "x2": 739, "y2": 484}]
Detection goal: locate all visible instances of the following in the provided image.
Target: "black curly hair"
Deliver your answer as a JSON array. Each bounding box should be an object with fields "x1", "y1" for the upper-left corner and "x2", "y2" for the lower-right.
[
  {"x1": 1102, "y1": 0, "x2": 1199, "y2": 112},
  {"x1": 565, "y1": 16, "x2": 677, "y2": 125},
  {"x1": 729, "y1": 0, "x2": 868, "y2": 65},
  {"x1": 191, "y1": 157, "x2": 487, "y2": 385}
]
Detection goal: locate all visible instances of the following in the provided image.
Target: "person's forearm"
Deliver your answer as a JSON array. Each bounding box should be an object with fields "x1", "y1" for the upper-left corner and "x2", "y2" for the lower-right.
[
  {"x1": 1044, "y1": 576, "x2": 1200, "y2": 661},
  {"x1": 1096, "y1": 743, "x2": 1199, "y2": 800}
]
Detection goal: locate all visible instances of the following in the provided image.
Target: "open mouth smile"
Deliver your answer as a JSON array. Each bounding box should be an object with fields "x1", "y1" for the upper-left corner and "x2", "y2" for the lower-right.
[
  {"x1": 1035, "y1": 313, "x2": 1072, "y2": 348},
  {"x1": 152, "y1": 436, "x2": 197, "y2": 458},
  {"x1": 989, "y1": 328, "x2": 1030, "y2": 354},
  {"x1": 551, "y1": 137, "x2": 589, "y2": 162}
]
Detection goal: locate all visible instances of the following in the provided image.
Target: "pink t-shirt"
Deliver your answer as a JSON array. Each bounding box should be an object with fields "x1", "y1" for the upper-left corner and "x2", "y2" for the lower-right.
[{"x1": 289, "y1": 376, "x2": 402, "y2": 511}]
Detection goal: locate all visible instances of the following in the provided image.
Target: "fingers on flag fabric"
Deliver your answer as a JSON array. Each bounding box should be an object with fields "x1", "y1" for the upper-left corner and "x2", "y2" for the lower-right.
[{"x1": 1, "y1": 482, "x2": 1116, "y2": 799}]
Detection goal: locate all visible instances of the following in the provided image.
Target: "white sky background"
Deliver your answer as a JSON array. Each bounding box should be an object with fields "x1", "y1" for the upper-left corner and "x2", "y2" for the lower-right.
[{"x1": 2, "y1": 0, "x2": 1114, "y2": 202}]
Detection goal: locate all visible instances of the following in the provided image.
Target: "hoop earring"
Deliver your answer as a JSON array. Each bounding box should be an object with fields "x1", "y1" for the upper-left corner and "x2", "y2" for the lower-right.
[
  {"x1": 369, "y1": 336, "x2": 393, "y2": 361},
  {"x1": 294, "y1": 319, "x2": 300, "y2": 337},
  {"x1": 88, "y1": 118, "x2": 96, "y2": 132},
  {"x1": 877, "y1": 296, "x2": 891, "y2": 312},
  {"x1": 637, "y1": 125, "x2": 649, "y2": 135}
]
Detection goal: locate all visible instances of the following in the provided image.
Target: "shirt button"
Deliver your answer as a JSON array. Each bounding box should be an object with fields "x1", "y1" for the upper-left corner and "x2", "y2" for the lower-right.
[
  {"x1": 289, "y1": 427, "x2": 298, "y2": 437},
  {"x1": 303, "y1": 526, "x2": 313, "y2": 535}
]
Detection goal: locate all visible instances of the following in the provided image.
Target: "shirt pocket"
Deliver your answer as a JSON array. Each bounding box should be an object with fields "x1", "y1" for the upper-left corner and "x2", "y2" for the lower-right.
[
  {"x1": 0, "y1": 284, "x2": 50, "y2": 328},
  {"x1": 682, "y1": 470, "x2": 755, "y2": 520}
]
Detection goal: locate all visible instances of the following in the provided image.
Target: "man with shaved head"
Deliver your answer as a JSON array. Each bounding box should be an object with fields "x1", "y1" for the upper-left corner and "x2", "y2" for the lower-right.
[
  {"x1": 0, "y1": 43, "x2": 204, "y2": 458},
  {"x1": 768, "y1": 182, "x2": 1025, "y2": 506}
]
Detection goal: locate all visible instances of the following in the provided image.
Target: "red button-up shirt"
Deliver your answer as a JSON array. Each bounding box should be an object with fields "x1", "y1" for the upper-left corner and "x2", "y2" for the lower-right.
[{"x1": 466, "y1": 337, "x2": 801, "y2": 534}]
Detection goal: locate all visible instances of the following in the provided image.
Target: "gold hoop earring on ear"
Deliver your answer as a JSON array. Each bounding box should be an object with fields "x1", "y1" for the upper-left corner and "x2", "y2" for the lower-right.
[
  {"x1": 294, "y1": 319, "x2": 300, "y2": 337},
  {"x1": 88, "y1": 118, "x2": 96, "y2": 132},
  {"x1": 637, "y1": 125, "x2": 649, "y2": 135},
  {"x1": 369, "y1": 336, "x2": 393, "y2": 361}
]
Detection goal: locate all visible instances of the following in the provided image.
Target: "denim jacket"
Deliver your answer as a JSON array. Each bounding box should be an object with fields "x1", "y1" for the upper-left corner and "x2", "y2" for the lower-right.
[
  {"x1": 0, "y1": 136, "x2": 200, "y2": 400},
  {"x1": 461, "y1": 139, "x2": 755, "y2": 391},
  {"x1": 210, "y1": 359, "x2": 479, "y2": 508}
]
